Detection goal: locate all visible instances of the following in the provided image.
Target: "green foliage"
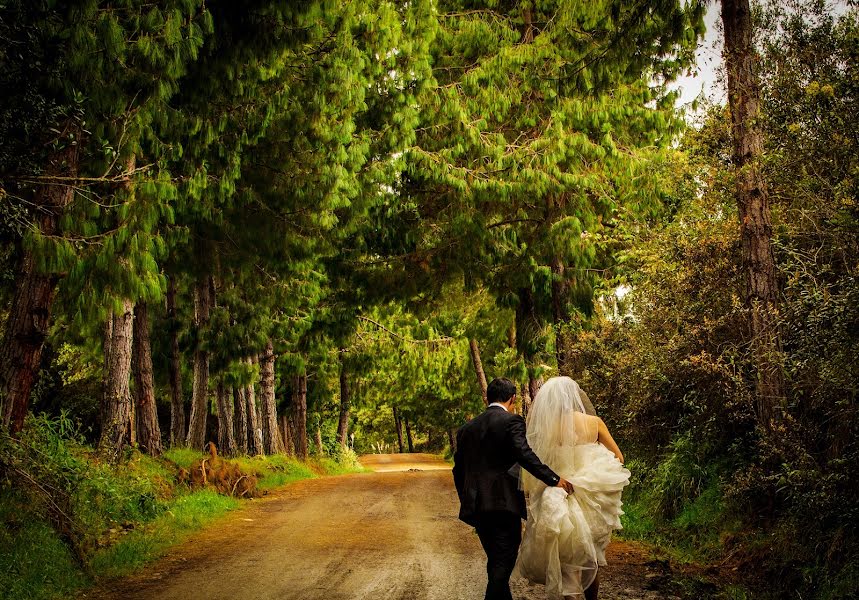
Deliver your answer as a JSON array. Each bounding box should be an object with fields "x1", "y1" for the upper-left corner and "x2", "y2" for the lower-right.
[
  {"x1": 0, "y1": 494, "x2": 87, "y2": 600},
  {"x1": 400, "y1": 0, "x2": 705, "y2": 375},
  {"x1": 88, "y1": 490, "x2": 238, "y2": 579},
  {"x1": 569, "y1": 6, "x2": 859, "y2": 598},
  {"x1": 3, "y1": 2, "x2": 857, "y2": 598},
  {"x1": 0, "y1": 414, "x2": 363, "y2": 598},
  {"x1": 0, "y1": 414, "x2": 171, "y2": 558},
  {"x1": 161, "y1": 447, "x2": 204, "y2": 471}
]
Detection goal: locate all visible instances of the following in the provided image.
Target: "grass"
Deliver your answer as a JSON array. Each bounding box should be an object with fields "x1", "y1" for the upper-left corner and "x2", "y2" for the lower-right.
[
  {"x1": 615, "y1": 455, "x2": 758, "y2": 600},
  {"x1": 0, "y1": 495, "x2": 88, "y2": 600},
  {"x1": 2, "y1": 440, "x2": 366, "y2": 600},
  {"x1": 88, "y1": 490, "x2": 239, "y2": 578}
]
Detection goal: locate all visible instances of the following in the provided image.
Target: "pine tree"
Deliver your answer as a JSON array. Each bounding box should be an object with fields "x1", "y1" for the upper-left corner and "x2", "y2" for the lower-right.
[
  {"x1": 259, "y1": 340, "x2": 283, "y2": 455},
  {"x1": 336, "y1": 350, "x2": 351, "y2": 449},
  {"x1": 132, "y1": 302, "x2": 162, "y2": 456},
  {"x1": 165, "y1": 276, "x2": 186, "y2": 446},
  {"x1": 721, "y1": 0, "x2": 785, "y2": 428},
  {"x1": 0, "y1": 0, "x2": 210, "y2": 436},
  {"x1": 100, "y1": 299, "x2": 134, "y2": 461},
  {"x1": 401, "y1": 0, "x2": 704, "y2": 383},
  {"x1": 185, "y1": 276, "x2": 212, "y2": 451}
]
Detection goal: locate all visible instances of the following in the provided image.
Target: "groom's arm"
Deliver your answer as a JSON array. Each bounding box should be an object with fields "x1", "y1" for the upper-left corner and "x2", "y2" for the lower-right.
[{"x1": 507, "y1": 415, "x2": 561, "y2": 487}]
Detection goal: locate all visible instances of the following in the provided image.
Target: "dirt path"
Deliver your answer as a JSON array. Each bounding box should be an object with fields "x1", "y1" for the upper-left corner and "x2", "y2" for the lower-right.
[{"x1": 80, "y1": 454, "x2": 685, "y2": 600}]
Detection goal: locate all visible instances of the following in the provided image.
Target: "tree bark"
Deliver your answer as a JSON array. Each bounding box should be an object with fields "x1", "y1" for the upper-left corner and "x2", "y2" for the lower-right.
[
  {"x1": 259, "y1": 340, "x2": 283, "y2": 454},
  {"x1": 315, "y1": 426, "x2": 324, "y2": 456},
  {"x1": 185, "y1": 276, "x2": 212, "y2": 450},
  {"x1": 520, "y1": 381, "x2": 532, "y2": 418},
  {"x1": 528, "y1": 376, "x2": 543, "y2": 407},
  {"x1": 245, "y1": 357, "x2": 263, "y2": 455},
  {"x1": 336, "y1": 353, "x2": 350, "y2": 448},
  {"x1": 233, "y1": 385, "x2": 248, "y2": 454},
  {"x1": 279, "y1": 414, "x2": 294, "y2": 456},
  {"x1": 0, "y1": 126, "x2": 80, "y2": 434},
  {"x1": 166, "y1": 276, "x2": 185, "y2": 447},
  {"x1": 216, "y1": 380, "x2": 236, "y2": 456},
  {"x1": 292, "y1": 373, "x2": 308, "y2": 460},
  {"x1": 393, "y1": 406, "x2": 405, "y2": 453},
  {"x1": 447, "y1": 428, "x2": 457, "y2": 453},
  {"x1": 132, "y1": 302, "x2": 162, "y2": 456},
  {"x1": 722, "y1": 0, "x2": 785, "y2": 427},
  {"x1": 404, "y1": 416, "x2": 415, "y2": 453},
  {"x1": 468, "y1": 339, "x2": 489, "y2": 404},
  {"x1": 99, "y1": 299, "x2": 134, "y2": 460}
]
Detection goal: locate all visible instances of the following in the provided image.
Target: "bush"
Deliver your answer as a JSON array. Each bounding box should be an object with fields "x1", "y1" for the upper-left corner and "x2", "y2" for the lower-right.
[{"x1": 0, "y1": 413, "x2": 172, "y2": 563}]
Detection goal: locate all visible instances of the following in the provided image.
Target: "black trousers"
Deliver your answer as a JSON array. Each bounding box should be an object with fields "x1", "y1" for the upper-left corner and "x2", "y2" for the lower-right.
[{"x1": 474, "y1": 511, "x2": 522, "y2": 600}]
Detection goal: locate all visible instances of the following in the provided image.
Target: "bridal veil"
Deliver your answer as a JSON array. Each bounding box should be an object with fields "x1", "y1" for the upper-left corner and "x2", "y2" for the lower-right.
[{"x1": 515, "y1": 377, "x2": 629, "y2": 598}]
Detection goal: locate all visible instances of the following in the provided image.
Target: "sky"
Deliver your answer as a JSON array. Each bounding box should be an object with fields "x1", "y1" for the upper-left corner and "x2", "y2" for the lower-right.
[
  {"x1": 669, "y1": 1, "x2": 854, "y2": 114},
  {"x1": 669, "y1": 4, "x2": 725, "y2": 110}
]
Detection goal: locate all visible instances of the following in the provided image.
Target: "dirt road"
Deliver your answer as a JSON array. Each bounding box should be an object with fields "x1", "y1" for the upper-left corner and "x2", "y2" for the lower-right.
[{"x1": 82, "y1": 454, "x2": 682, "y2": 600}]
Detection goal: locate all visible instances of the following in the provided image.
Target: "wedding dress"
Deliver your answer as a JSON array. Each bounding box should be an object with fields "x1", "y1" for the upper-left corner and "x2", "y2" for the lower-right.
[{"x1": 514, "y1": 377, "x2": 630, "y2": 598}]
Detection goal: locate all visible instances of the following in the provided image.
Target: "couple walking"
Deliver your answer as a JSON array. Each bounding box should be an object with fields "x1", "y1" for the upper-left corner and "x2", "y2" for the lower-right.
[{"x1": 453, "y1": 377, "x2": 629, "y2": 600}]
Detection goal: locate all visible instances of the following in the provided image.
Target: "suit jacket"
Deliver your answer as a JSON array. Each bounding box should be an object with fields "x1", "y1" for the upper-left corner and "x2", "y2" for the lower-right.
[{"x1": 452, "y1": 405, "x2": 560, "y2": 526}]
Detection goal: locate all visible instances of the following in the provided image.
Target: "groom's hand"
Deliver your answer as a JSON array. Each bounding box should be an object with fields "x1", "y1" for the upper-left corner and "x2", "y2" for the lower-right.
[{"x1": 556, "y1": 478, "x2": 574, "y2": 494}]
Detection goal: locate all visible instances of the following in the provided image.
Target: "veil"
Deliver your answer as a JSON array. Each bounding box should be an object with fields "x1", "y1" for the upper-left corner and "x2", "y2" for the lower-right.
[
  {"x1": 521, "y1": 376, "x2": 588, "y2": 497},
  {"x1": 515, "y1": 377, "x2": 616, "y2": 597}
]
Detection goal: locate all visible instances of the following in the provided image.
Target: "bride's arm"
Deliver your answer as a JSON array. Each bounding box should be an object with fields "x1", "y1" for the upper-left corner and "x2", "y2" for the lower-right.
[{"x1": 596, "y1": 418, "x2": 624, "y2": 464}]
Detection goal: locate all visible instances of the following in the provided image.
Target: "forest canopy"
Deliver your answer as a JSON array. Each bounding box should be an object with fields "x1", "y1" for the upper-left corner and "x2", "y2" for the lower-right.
[{"x1": 0, "y1": 1, "x2": 857, "y2": 598}]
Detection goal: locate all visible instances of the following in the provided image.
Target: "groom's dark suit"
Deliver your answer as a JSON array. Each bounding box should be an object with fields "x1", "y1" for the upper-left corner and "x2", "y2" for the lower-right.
[{"x1": 453, "y1": 405, "x2": 561, "y2": 600}]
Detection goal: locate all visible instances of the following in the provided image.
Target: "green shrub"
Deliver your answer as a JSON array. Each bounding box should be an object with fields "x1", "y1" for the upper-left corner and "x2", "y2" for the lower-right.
[{"x1": 0, "y1": 494, "x2": 87, "y2": 600}]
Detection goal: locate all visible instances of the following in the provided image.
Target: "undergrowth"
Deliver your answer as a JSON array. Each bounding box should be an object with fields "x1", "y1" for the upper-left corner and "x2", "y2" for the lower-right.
[
  {"x1": 0, "y1": 414, "x2": 364, "y2": 600},
  {"x1": 618, "y1": 441, "x2": 858, "y2": 600}
]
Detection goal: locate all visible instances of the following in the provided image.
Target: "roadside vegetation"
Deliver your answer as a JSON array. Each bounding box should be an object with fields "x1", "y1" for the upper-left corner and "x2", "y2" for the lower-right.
[{"x1": 0, "y1": 414, "x2": 363, "y2": 600}]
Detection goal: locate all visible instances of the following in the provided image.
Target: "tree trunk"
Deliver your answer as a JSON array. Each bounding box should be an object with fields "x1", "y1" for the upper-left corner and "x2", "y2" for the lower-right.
[
  {"x1": 516, "y1": 288, "x2": 546, "y2": 396},
  {"x1": 336, "y1": 353, "x2": 350, "y2": 448},
  {"x1": 279, "y1": 414, "x2": 294, "y2": 456},
  {"x1": 404, "y1": 416, "x2": 415, "y2": 453},
  {"x1": 245, "y1": 358, "x2": 263, "y2": 455},
  {"x1": 99, "y1": 299, "x2": 134, "y2": 460},
  {"x1": 216, "y1": 380, "x2": 236, "y2": 456},
  {"x1": 166, "y1": 276, "x2": 185, "y2": 447},
  {"x1": 520, "y1": 381, "x2": 532, "y2": 418},
  {"x1": 447, "y1": 428, "x2": 457, "y2": 453},
  {"x1": 233, "y1": 385, "x2": 248, "y2": 454},
  {"x1": 185, "y1": 276, "x2": 212, "y2": 450},
  {"x1": 132, "y1": 302, "x2": 162, "y2": 456},
  {"x1": 393, "y1": 406, "x2": 405, "y2": 453},
  {"x1": 528, "y1": 375, "x2": 543, "y2": 407},
  {"x1": 259, "y1": 340, "x2": 283, "y2": 454},
  {"x1": 0, "y1": 128, "x2": 80, "y2": 434},
  {"x1": 315, "y1": 426, "x2": 324, "y2": 455},
  {"x1": 293, "y1": 373, "x2": 308, "y2": 460},
  {"x1": 722, "y1": 0, "x2": 785, "y2": 428},
  {"x1": 468, "y1": 338, "x2": 489, "y2": 404}
]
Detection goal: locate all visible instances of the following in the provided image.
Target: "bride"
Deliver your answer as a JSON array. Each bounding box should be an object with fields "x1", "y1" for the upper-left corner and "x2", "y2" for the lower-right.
[{"x1": 514, "y1": 377, "x2": 630, "y2": 600}]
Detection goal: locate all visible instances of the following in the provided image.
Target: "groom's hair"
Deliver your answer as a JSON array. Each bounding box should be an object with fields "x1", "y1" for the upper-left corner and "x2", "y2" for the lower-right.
[{"x1": 487, "y1": 378, "x2": 516, "y2": 404}]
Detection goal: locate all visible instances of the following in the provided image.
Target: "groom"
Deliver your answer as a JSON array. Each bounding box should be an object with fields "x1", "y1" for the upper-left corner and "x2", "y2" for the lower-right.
[{"x1": 453, "y1": 378, "x2": 574, "y2": 600}]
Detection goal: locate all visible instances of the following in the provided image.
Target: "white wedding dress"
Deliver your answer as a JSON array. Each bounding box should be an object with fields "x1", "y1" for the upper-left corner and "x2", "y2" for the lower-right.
[{"x1": 514, "y1": 377, "x2": 630, "y2": 598}]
